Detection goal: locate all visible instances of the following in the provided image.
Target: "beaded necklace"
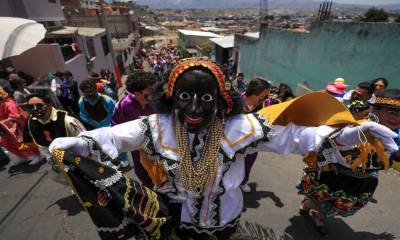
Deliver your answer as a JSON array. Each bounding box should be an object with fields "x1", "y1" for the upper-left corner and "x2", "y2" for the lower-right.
[{"x1": 175, "y1": 118, "x2": 224, "y2": 195}]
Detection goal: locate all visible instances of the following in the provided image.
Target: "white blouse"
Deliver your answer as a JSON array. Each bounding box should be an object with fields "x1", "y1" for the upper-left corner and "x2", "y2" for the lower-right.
[{"x1": 79, "y1": 113, "x2": 336, "y2": 232}]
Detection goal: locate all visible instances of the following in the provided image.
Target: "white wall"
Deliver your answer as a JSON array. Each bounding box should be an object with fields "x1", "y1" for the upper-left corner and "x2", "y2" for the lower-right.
[
  {"x1": 91, "y1": 34, "x2": 115, "y2": 75},
  {"x1": 10, "y1": 44, "x2": 65, "y2": 78},
  {"x1": 65, "y1": 54, "x2": 89, "y2": 84}
]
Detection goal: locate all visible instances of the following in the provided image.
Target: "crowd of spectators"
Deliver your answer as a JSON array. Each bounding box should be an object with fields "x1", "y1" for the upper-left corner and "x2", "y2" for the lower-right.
[
  {"x1": 140, "y1": 44, "x2": 181, "y2": 78},
  {"x1": 0, "y1": 46, "x2": 397, "y2": 179},
  {"x1": 0, "y1": 66, "x2": 118, "y2": 166}
]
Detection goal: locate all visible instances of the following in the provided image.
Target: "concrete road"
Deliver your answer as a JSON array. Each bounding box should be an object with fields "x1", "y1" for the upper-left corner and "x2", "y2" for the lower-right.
[{"x1": 0, "y1": 152, "x2": 399, "y2": 240}]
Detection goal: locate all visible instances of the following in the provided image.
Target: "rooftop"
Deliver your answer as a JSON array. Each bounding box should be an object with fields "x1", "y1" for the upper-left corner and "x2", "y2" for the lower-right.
[
  {"x1": 244, "y1": 32, "x2": 260, "y2": 38},
  {"x1": 178, "y1": 29, "x2": 221, "y2": 38},
  {"x1": 210, "y1": 35, "x2": 234, "y2": 49},
  {"x1": 48, "y1": 26, "x2": 105, "y2": 37},
  {"x1": 200, "y1": 27, "x2": 229, "y2": 33},
  {"x1": 210, "y1": 32, "x2": 259, "y2": 49}
]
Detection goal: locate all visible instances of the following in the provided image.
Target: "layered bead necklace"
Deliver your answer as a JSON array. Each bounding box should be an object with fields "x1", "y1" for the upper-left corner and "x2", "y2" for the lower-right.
[{"x1": 175, "y1": 117, "x2": 224, "y2": 195}]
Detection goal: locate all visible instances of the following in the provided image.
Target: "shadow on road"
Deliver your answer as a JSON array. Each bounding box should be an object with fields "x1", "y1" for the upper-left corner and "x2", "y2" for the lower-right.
[
  {"x1": 236, "y1": 221, "x2": 293, "y2": 240},
  {"x1": 48, "y1": 194, "x2": 85, "y2": 216},
  {"x1": 7, "y1": 160, "x2": 45, "y2": 176},
  {"x1": 0, "y1": 157, "x2": 11, "y2": 172},
  {"x1": 243, "y1": 182, "x2": 284, "y2": 212},
  {"x1": 285, "y1": 215, "x2": 396, "y2": 240}
]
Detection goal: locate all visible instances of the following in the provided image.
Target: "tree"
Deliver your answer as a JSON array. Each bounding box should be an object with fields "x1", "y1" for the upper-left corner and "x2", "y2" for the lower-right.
[
  {"x1": 395, "y1": 16, "x2": 400, "y2": 23},
  {"x1": 199, "y1": 42, "x2": 212, "y2": 54},
  {"x1": 361, "y1": 7, "x2": 389, "y2": 22}
]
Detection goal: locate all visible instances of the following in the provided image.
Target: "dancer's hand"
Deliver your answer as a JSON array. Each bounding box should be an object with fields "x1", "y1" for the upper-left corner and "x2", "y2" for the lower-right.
[
  {"x1": 336, "y1": 122, "x2": 398, "y2": 153},
  {"x1": 49, "y1": 137, "x2": 90, "y2": 157}
]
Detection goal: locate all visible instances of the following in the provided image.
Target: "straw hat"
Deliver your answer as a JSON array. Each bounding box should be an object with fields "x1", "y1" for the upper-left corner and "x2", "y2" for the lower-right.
[{"x1": 258, "y1": 92, "x2": 357, "y2": 126}]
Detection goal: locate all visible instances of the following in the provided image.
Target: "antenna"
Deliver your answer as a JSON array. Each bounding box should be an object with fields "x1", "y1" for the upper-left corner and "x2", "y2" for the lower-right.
[{"x1": 260, "y1": 0, "x2": 269, "y2": 28}]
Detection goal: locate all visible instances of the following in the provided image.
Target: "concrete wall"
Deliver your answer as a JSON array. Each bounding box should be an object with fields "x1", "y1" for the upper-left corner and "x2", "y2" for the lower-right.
[
  {"x1": 10, "y1": 37, "x2": 113, "y2": 84},
  {"x1": 236, "y1": 22, "x2": 400, "y2": 90},
  {"x1": 65, "y1": 54, "x2": 89, "y2": 83},
  {"x1": 185, "y1": 35, "x2": 213, "y2": 48},
  {"x1": 65, "y1": 15, "x2": 131, "y2": 37},
  {"x1": 10, "y1": 44, "x2": 65, "y2": 78},
  {"x1": 22, "y1": 0, "x2": 64, "y2": 21},
  {"x1": 0, "y1": 0, "x2": 18, "y2": 16},
  {"x1": 0, "y1": 0, "x2": 64, "y2": 21},
  {"x1": 91, "y1": 34, "x2": 114, "y2": 75}
]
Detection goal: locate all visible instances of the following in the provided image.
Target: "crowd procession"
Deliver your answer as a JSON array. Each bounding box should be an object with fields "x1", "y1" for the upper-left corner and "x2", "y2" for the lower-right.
[{"x1": 0, "y1": 45, "x2": 400, "y2": 239}]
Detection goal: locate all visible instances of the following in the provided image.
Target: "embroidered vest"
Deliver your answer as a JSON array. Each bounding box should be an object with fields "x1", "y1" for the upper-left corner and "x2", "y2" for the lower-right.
[
  {"x1": 28, "y1": 111, "x2": 67, "y2": 147},
  {"x1": 83, "y1": 96, "x2": 107, "y2": 122}
]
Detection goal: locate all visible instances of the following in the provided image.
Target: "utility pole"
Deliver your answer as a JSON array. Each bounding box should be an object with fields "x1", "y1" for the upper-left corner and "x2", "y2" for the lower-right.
[{"x1": 99, "y1": 0, "x2": 117, "y2": 70}]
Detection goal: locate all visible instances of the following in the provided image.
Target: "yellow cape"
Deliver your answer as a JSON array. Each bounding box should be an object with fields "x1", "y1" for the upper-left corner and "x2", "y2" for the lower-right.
[{"x1": 258, "y1": 92, "x2": 358, "y2": 127}]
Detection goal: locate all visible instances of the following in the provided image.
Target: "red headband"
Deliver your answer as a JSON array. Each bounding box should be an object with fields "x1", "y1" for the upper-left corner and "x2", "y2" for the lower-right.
[{"x1": 166, "y1": 58, "x2": 233, "y2": 114}]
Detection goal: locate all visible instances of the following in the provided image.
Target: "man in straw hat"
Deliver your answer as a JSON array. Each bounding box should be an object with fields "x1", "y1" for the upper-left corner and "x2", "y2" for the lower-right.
[
  {"x1": 369, "y1": 89, "x2": 400, "y2": 163},
  {"x1": 48, "y1": 58, "x2": 398, "y2": 239}
]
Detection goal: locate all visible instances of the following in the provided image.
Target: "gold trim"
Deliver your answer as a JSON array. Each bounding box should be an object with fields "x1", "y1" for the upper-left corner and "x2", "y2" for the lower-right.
[
  {"x1": 122, "y1": 176, "x2": 132, "y2": 212},
  {"x1": 74, "y1": 157, "x2": 81, "y2": 165},
  {"x1": 52, "y1": 149, "x2": 89, "y2": 213},
  {"x1": 223, "y1": 115, "x2": 256, "y2": 148},
  {"x1": 156, "y1": 115, "x2": 178, "y2": 153},
  {"x1": 375, "y1": 97, "x2": 400, "y2": 107}
]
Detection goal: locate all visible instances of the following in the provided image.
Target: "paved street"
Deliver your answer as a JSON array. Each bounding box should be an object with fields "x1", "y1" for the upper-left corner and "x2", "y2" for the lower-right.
[{"x1": 0, "y1": 152, "x2": 399, "y2": 240}]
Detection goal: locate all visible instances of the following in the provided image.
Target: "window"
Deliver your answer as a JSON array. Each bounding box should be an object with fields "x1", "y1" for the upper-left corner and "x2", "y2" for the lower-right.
[
  {"x1": 123, "y1": 50, "x2": 128, "y2": 60},
  {"x1": 101, "y1": 35, "x2": 110, "y2": 56},
  {"x1": 87, "y1": 38, "x2": 96, "y2": 58}
]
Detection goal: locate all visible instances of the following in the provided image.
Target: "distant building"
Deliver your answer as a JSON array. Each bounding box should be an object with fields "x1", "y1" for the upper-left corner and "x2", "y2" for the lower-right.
[
  {"x1": 162, "y1": 21, "x2": 188, "y2": 31},
  {"x1": 141, "y1": 25, "x2": 162, "y2": 36},
  {"x1": 1, "y1": 0, "x2": 115, "y2": 84},
  {"x1": 200, "y1": 27, "x2": 230, "y2": 35},
  {"x1": 178, "y1": 29, "x2": 221, "y2": 50},
  {"x1": 211, "y1": 32, "x2": 259, "y2": 65},
  {"x1": 210, "y1": 36, "x2": 234, "y2": 65},
  {"x1": 10, "y1": 26, "x2": 114, "y2": 83},
  {"x1": 112, "y1": 34, "x2": 136, "y2": 74},
  {"x1": 80, "y1": 0, "x2": 99, "y2": 10},
  {"x1": 62, "y1": 0, "x2": 141, "y2": 58},
  {"x1": 0, "y1": 0, "x2": 65, "y2": 30},
  {"x1": 178, "y1": 29, "x2": 222, "y2": 57}
]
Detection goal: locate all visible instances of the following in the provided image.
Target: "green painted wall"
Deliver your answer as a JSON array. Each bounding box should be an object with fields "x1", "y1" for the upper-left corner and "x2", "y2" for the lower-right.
[{"x1": 236, "y1": 22, "x2": 400, "y2": 91}]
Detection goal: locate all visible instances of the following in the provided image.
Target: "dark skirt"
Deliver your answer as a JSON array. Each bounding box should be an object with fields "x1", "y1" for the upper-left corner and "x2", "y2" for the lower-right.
[
  {"x1": 52, "y1": 150, "x2": 238, "y2": 240},
  {"x1": 296, "y1": 170, "x2": 378, "y2": 218}
]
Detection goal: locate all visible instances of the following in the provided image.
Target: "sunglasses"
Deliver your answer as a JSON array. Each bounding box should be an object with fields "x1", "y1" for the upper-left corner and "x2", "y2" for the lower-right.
[{"x1": 25, "y1": 103, "x2": 47, "y2": 111}]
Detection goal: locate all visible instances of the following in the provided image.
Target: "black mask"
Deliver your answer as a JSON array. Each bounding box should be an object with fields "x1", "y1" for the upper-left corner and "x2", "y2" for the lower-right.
[
  {"x1": 26, "y1": 103, "x2": 49, "y2": 118},
  {"x1": 174, "y1": 70, "x2": 218, "y2": 134}
]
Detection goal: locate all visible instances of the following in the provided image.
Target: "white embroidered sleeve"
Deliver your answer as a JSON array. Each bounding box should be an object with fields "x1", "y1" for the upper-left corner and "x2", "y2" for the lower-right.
[
  {"x1": 78, "y1": 118, "x2": 145, "y2": 159},
  {"x1": 65, "y1": 115, "x2": 86, "y2": 137},
  {"x1": 256, "y1": 124, "x2": 337, "y2": 155}
]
